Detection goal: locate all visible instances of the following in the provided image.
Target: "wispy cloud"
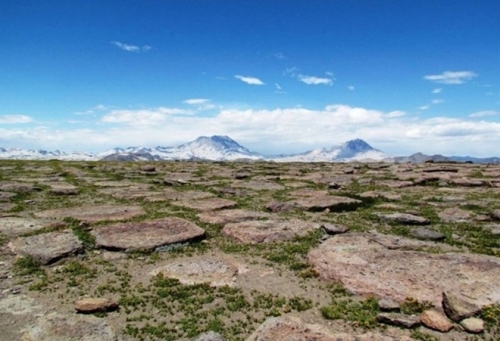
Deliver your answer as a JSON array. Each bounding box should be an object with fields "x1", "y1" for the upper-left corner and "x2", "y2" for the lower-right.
[
  {"x1": 183, "y1": 98, "x2": 215, "y2": 110},
  {"x1": 75, "y1": 104, "x2": 109, "y2": 116},
  {"x1": 432, "y1": 99, "x2": 445, "y2": 105},
  {"x1": 102, "y1": 107, "x2": 192, "y2": 126},
  {"x1": 469, "y1": 110, "x2": 499, "y2": 118},
  {"x1": 0, "y1": 115, "x2": 33, "y2": 124},
  {"x1": 110, "y1": 41, "x2": 151, "y2": 53},
  {"x1": 424, "y1": 71, "x2": 477, "y2": 84},
  {"x1": 272, "y1": 52, "x2": 286, "y2": 60},
  {"x1": 234, "y1": 75, "x2": 264, "y2": 85},
  {"x1": 298, "y1": 75, "x2": 333, "y2": 86},
  {"x1": 348, "y1": 86, "x2": 355, "y2": 91},
  {"x1": 432, "y1": 88, "x2": 443, "y2": 94}
]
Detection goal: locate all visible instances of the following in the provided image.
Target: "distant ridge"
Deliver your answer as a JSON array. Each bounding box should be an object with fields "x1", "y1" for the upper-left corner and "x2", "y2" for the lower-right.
[{"x1": 1, "y1": 136, "x2": 499, "y2": 163}]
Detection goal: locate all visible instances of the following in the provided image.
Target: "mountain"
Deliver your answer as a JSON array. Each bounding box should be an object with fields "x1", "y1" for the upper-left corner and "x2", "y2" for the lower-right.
[
  {"x1": 0, "y1": 148, "x2": 97, "y2": 161},
  {"x1": 2, "y1": 137, "x2": 499, "y2": 163},
  {"x1": 100, "y1": 135, "x2": 263, "y2": 161},
  {"x1": 392, "y1": 152, "x2": 451, "y2": 163},
  {"x1": 271, "y1": 138, "x2": 388, "y2": 162},
  {"x1": 449, "y1": 156, "x2": 500, "y2": 163}
]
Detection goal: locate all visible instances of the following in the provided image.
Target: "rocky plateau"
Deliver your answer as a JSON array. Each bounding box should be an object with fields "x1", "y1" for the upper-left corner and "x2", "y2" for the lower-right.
[{"x1": 1, "y1": 159, "x2": 500, "y2": 341}]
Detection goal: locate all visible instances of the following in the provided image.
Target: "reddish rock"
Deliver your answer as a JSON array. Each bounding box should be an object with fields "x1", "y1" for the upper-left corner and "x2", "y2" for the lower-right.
[
  {"x1": 75, "y1": 298, "x2": 118, "y2": 313},
  {"x1": 420, "y1": 309, "x2": 453, "y2": 332},
  {"x1": 222, "y1": 219, "x2": 320, "y2": 244},
  {"x1": 307, "y1": 232, "x2": 500, "y2": 309},
  {"x1": 92, "y1": 217, "x2": 205, "y2": 251},
  {"x1": 247, "y1": 316, "x2": 413, "y2": 341},
  {"x1": 8, "y1": 232, "x2": 83, "y2": 265},
  {"x1": 171, "y1": 198, "x2": 237, "y2": 212},
  {"x1": 293, "y1": 195, "x2": 362, "y2": 212},
  {"x1": 197, "y1": 209, "x2": 270, "y2": 225},
  {"x1": 35, "y1": 205, "x2": 146, "y2": 223}
]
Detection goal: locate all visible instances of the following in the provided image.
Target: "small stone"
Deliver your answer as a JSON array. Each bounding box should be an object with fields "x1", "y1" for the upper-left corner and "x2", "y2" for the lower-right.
[
  {"x1": 442, "y1": 292, "x2": 482, "y2": 322},
  {"x1": 140, "y1": 165, "x2": 156, "y2": 172},
  {"x1": 75, "y1": 298, "x2": 119, "y2": 313},
  {"x1": 460, "y1": 317, "x2": 484, "y2": 334},
  {"x1": 378, "y1": 298, "x2": 400, "y2": 312},
  {"x1": 420, "y1": 309, "x2": 453, "y2": 332},
  {"x1": 376, "y1": 313, "x2": 421, "y2": 328},
  {"x1": 322, "y1": 223, "x2": 349, "y2": 235},
  {"x1": 328, "y1": 182, "x2": 341, "y2": 189}
]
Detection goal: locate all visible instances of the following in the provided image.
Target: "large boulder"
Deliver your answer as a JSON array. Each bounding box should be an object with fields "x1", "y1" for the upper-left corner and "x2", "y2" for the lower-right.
[{"x1": 307, "y1": 232, "x2": 500, "y2": 308}]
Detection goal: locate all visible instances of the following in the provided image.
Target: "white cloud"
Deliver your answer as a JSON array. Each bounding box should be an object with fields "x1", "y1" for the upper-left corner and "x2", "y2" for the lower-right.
[
  {"x1": 469, "y1": 110, "x2": 499, "y2": 118},
  {"x1": 432, "y1": 99, "x2": 445, "y2": 104},
  {"x1": 110, "y1": 41, "x2": 151, "y2": 53},
  {"x1": 234, "y1": 75, "x2": 264, "y2": 85},
  {"x1": 275, "y1": 84, "x2": 282, "y2": 90},
  {"x1": 418, "y1": 105, "x2": 430, "y2": 111},
  {"x1": 298, "y1": 75, "x2": 333, "y2": 86},
  {"x1": 4, "y1": 105, "x2": 500, "y2": 157},
  {"x1": 0, "y1": 115, "x2": 33, "y2": 124},
  {"x1": 348, "y1": 86, "x2": 355, "y2": 91},
  {"x1": 424, "y1": 71, "x2": 477, "y2": 84},
  {"x1": 432, "y1": 88, "x2": 443, "y2": 94}
]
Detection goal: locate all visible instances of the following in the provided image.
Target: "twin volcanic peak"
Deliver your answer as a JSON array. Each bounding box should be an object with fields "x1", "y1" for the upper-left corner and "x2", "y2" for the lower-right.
[{"x1": 0, "y1": 136, "x2": 387, "y2": 162}]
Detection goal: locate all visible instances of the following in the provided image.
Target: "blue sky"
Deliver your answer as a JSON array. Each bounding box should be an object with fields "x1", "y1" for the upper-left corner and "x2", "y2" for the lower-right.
[{"x1": 1, "y1": 1, "x2": 500, "y2": 156}]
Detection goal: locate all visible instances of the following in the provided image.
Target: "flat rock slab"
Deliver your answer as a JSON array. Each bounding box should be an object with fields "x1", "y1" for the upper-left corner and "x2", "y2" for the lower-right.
[
  {"x1": 47, "y1": 183, "x2": 79, "y2": 195},
  {"x1": 160, "y1": 190, "x2": 215, "y2": 201},
  {"x1": 0, "y1": 182, "x2": 36, "y2": 193},
  {"x1": 378, "y1": 213, "x2": 430, "y2": 225},
  {"x1": 171, "y1": 198, "x2": 237, "y2": 212},
  {"x1": 0, "y1": 191, "x2": 16, "y2": 201},
  {"x1": 222, "y1": 219, "x2": 320, "y2": 244},
  {"x1": 247, "y1": 316, "x2": 412, "y2": 341},
  {"x1": 307, "y1": 233, "x2": 500, "y2": 308},
  {"x1": 293, "y1": 195, "x2": 362, "y2": 212},
  {"x1": 8, "y1": 231, "x2": 83, "y2": 265},
  {"x1": 232, "y1": 180, "x2": 284, "y2": 191},
  {"x1": 92, "y1": 217, "x2": 205, "y2": 251},
  {"x1": 0, "y1": 203, "x2": 16, "y2": 212},
  {"x1": 34, "y1": 205, "x2": 146, "y2": 223},
  {"x1": 0, "y1": 217, "x2": 47, "y2": 238},
  {"x1": 151, "y1": 258, "x2": 240, "y2": 287},
  {"x1": 197, "y1": 209, "x2": 271, "y2": 225},
  {"x1": 98, "y1": 184, "x2": 158, "y2": 200},
  {"x1": 22, "y1": 312, "x2": 118, "y2": 341},
  {"x1": 438, "y1": 207, "x2": 472, "y2": 223}
]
